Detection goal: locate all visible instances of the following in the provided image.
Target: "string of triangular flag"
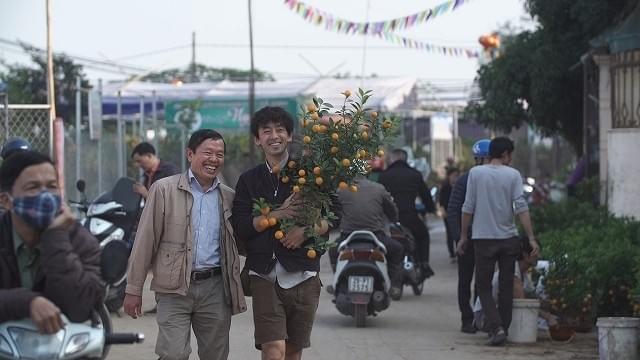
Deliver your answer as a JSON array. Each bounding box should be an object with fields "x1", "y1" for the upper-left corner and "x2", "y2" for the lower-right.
[
  {"x1": 284, "y1": 0, "x2": 472, "y2": 34},
  {"x1": 283, "y1": 0, "x2": 479, "y2": 58},
  {"x1": 381, "y1": 32, "x2": 479, "y2": 58}
]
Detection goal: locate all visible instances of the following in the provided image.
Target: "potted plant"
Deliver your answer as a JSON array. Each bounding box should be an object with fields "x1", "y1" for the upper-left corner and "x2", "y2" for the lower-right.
[{"x1": 540, "y1": 214, "x2": 640, "y2": 331}]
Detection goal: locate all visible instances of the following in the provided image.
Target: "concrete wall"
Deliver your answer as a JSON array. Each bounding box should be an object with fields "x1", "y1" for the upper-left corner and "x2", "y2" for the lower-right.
[{"x1": 607, "y1": 128, "x2": 640, "y2": 219}]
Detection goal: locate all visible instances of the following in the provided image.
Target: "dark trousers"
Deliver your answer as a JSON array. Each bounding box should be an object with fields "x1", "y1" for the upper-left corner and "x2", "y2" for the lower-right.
[
  {"x1": 474, "y1": 237, "x2": 520, "y2": 333},
  {"x1": 400, "y1": 214, "x2": 430, "y2": 263},
  {"x1": 330, "y1": 230, "x2": 404, "y2": 287},
  {"x1": 444, "y1": 218, "x2": 455, "y2": 257},
  {"x1": 457, "y1": 240, "x2": 475, "y2": 326}
]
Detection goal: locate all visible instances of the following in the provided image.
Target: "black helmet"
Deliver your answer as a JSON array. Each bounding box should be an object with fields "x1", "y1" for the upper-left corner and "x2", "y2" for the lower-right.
[{"x1": 1, "y1": 138, "x2": 31, "y2": 159}]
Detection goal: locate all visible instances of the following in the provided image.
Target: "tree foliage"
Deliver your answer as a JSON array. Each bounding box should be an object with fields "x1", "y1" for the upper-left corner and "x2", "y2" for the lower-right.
[
  {"x1": 467, "y1": 0, "x2": 636, "y2": 154},
  {"x1": 0, "y1": 44, "x2": 89, "y2": 122},
  {"x1": 138, "y1": 63, "x2": 274, "y2": 83}
]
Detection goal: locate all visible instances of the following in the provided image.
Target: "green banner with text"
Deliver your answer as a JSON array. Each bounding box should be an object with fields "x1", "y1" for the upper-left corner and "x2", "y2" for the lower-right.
[{"x1": 164, "y1": 97, "x2": 300, "y2": 131}]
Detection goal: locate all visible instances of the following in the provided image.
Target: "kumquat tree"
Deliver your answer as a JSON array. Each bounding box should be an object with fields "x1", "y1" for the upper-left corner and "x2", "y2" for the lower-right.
[{"x1": 253, "y1": 88, "x2": 398, "y2": 259}]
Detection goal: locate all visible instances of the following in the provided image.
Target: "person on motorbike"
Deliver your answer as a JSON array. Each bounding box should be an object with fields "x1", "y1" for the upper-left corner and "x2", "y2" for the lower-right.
[
  {"x1": 0, "y1": 138, "x2": 32, "y2": 215},
  {"x1": 1, "y1": 138, "x2": 32, "y2": 160},
  {"x1": 379, "y1": 149, "x2": 436, "y2": 278},
  {"x1": 130, "y1": 142, "x2": 180, "y2": 199},
  {"x1": 446, "y1": 139, "x2": 491, "y2": 334},
  {"x1": 0, "y1": 151, "x2": 105, "y2": 334},
  {"x1": 332, "y1": 175, "x2": 405, "y2": 300}
]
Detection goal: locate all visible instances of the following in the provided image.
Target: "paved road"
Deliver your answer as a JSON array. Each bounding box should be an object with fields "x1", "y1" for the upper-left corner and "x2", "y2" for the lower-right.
[{"x1": 109, "y1": 218, "x2": 597, "y2": 360}]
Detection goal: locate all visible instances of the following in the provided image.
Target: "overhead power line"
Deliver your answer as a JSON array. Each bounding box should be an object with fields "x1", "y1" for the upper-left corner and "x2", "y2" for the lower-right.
[{"x1": 0, "y1": 38, "x2": 149, "y2": 73}]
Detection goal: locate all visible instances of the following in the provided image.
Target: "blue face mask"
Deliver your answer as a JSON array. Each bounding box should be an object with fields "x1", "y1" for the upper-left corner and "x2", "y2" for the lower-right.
[{"x1": 11, "y1": 191, "x2": 62, "y2": 231}]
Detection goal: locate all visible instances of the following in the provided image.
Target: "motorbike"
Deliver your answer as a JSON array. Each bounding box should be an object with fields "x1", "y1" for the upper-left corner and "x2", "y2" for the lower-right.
[
  {"x1": 389, "y1": 223, "x2": 425, "y2": 298},
  {"x1": 0, "y1": 238, "x2": 143, "y2": 359},
  {"x1": 71, "y1": 177, "x2": 142, "y2": 312},
  {"x1": 0, "y1": 315, "x2": 144, "y2": 360},
  {"x1": 330, "y1": 231, "x2": 391, "y2": 328}
]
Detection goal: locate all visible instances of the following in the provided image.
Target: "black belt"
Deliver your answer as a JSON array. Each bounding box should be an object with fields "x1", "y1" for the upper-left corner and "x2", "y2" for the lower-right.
[{"x1": 190, "y1": 267, "x2": 222, "y2": 281}]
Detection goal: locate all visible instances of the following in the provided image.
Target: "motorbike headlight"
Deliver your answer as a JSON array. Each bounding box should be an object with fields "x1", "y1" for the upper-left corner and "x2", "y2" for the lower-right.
[
  {"x1": 87, "y1": 205, "x2": 97, "y2": 217},
  {"x1": 8, "y1": 327, "x2": 64, "y2": 359},
  {"x1": 65, "y1": 332, "x2": 90, "y2": 356},
  {"x1": 100, "y1": 229, "x2": 125, "y2": 248},
  {"x1": 0, "y1": 335, "x2": 14, "y2": 357},
  {"x1": 523, "y1": 184, "x2": 534, "y2": 193}
]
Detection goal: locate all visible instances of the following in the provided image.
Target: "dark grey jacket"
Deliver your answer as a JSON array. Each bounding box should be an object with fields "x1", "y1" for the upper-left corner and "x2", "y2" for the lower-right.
[
  {"x1": 446, "y1": 172, "x2": 470, "y2": 242},
  {"x1": 0, "y1": 213, "x2": 105, "y2": 323},
  {"x1": 338, "y1": 177, "x2": 398, "y2": 233}
]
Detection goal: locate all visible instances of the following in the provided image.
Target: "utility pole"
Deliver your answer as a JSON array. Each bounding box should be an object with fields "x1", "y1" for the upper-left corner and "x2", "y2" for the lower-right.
[
  {"x1": 116, "y1": 90, "x2": 123, "y2": 178},
  {"x1": 46, "y1": 0, "x2": 56, "y2": 156},
  {"x1": 191, "y1": 31, "x2": 196, "y2": 81},
  {"x1": 97, "y1": 79, "x2": 103, "y2": 194},
  {"x1": 75, "y1": 77, "x2": 81, "y2": 198},
  {"x1": 248, "y1": 0, "x2": 256, "y2": 164},
  {"x1": 1, "y1": 82, "x2": 8, "y2": 140},
  {"x1": 360, "y1": 0, "x2": 371, "y2": 87},
  {"x1": 451, "y1": 107, "x2": 458, "y2": 160}
]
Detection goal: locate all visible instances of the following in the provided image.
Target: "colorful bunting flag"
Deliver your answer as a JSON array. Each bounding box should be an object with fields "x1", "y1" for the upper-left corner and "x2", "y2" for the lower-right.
[
  {"x1": 282, "y1": 0, "x2": 479, "y2": 58},
  {"x1": 283, "y1": 0, "x2": 473, "y2": 35}
]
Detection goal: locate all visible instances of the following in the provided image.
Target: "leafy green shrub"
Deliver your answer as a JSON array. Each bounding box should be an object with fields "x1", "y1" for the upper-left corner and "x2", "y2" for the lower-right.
[
  {"x1": 530, "y1": 199, "x2": 611, "y2": 236},
  {"x1": 534, "y1": 195, "x2": 640, "y2": 323},
  {"x1": 540, "y1": 214, "x2": 640, "y2": 321}
]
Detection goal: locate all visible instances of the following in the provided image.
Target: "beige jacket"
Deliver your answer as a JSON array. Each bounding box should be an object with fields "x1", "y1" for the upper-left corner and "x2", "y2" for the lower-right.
[{"x1": 126, "y1": 171, "x2": 246, "y2": 315}]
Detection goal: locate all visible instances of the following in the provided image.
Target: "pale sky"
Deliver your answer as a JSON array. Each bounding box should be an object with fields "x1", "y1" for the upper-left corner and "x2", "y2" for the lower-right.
[{"x1": 0, "y1": 0, "x2": 531, "y2": 84}]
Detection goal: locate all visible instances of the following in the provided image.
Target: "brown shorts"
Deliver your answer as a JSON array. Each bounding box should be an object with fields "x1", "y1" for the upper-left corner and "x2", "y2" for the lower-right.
[{"x1": 249, "y1": 275, "x2": 321, "y2": 350}]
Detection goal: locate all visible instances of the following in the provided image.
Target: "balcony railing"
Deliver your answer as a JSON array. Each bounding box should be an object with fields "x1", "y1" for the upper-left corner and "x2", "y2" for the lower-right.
[{"x1": 611, "y1": 49, "x2": 640, "y2": 129}]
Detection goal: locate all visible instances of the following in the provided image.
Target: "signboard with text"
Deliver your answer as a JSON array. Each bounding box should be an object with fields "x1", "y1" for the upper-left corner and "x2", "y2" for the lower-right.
[{"x1": 164, "y1": 97, "x2": 300, "y2": 131}]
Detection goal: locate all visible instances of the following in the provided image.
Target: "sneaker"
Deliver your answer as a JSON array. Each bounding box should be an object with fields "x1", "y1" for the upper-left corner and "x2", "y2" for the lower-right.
[
  {"x1": 487, "y1": 328, "x2": 507, "y2": 346},
  {"x1": 461, "y1": 323, "x2": 477, "y2": 334},
  {"x1": 421, "y1": 263, "x2": 435, "y2": 278},
  {"x1": 389, "y1": 287, "x2": 402, "y2": 301},
  {"x1": 326, "y1": 285, "x2": 335, "y2": 295}
]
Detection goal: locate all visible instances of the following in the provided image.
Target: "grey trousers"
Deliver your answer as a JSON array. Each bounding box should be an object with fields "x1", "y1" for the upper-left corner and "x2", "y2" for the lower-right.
[
  {"x1": 155, "y1": 275, "x2": 232, "y2": 360},
  {"x1": 474, "y1": 237, "x2": 520, "y2": 334}
]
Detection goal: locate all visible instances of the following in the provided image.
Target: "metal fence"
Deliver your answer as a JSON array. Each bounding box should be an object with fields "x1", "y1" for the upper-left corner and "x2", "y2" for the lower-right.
[
  {"x1": 0, "y1": 104, "x2": 51, "y2": 154},
  {"x1": 611, "y1": 49, "x2": 640, "y2": 129}
]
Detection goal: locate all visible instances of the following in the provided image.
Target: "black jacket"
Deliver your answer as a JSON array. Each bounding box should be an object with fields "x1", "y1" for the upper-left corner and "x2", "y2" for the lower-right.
[
  {"x1": 379, "y1": 160, "x2": 435, "y2": 216},
  {"x1": 439, "y1": 180, "x2": 453, "y2": 210},
  {"x1": 232, "y1": 164, "x2": 342, "y2": 273},
  {"x1": 0, "y1": 213, "x2": 105, "y2": 323},
  {"x1": 143, "y1": 159, "x2": 180, "y2": 189},
  {"x1": 446, "y1": 171, "x2": 469, "y2": 242}
]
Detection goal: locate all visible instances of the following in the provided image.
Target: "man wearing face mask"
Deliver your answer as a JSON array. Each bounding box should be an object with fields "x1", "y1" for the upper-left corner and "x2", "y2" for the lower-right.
[{"x1": 0, "y1": 151, "x2": 105, "y2": 334}]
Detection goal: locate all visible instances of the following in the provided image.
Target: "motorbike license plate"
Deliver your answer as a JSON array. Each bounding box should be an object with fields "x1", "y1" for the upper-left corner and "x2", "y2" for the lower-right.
[{"x1": 348, "y1": 276, "x2": 374, "y2": 293}]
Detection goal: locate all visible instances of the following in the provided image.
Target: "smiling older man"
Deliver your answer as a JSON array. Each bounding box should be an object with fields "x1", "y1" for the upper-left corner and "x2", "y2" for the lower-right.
[{"x1": 124, "y1": 129, "x2": 246, "y2": 360}]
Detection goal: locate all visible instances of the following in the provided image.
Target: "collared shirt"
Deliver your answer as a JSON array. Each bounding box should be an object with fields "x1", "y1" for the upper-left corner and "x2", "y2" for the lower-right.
[
  {"x1": 250, "y1": 157, "x2": 317, "y2": 289},
  {"x1": 13, "y1": 228, "x2": 40, "y2": 289},
  {"x1": 188, "y1": 169, "x2": 221, "y2": 270},
  {"x1": 255, "y1": 262, "x2": 317, "y2": 289}
]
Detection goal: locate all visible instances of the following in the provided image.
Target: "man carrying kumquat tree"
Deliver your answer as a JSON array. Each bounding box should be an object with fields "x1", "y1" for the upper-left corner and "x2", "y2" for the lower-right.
[{"x1": 231, "y1": 105, "x2": 342, "y2": 360}]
